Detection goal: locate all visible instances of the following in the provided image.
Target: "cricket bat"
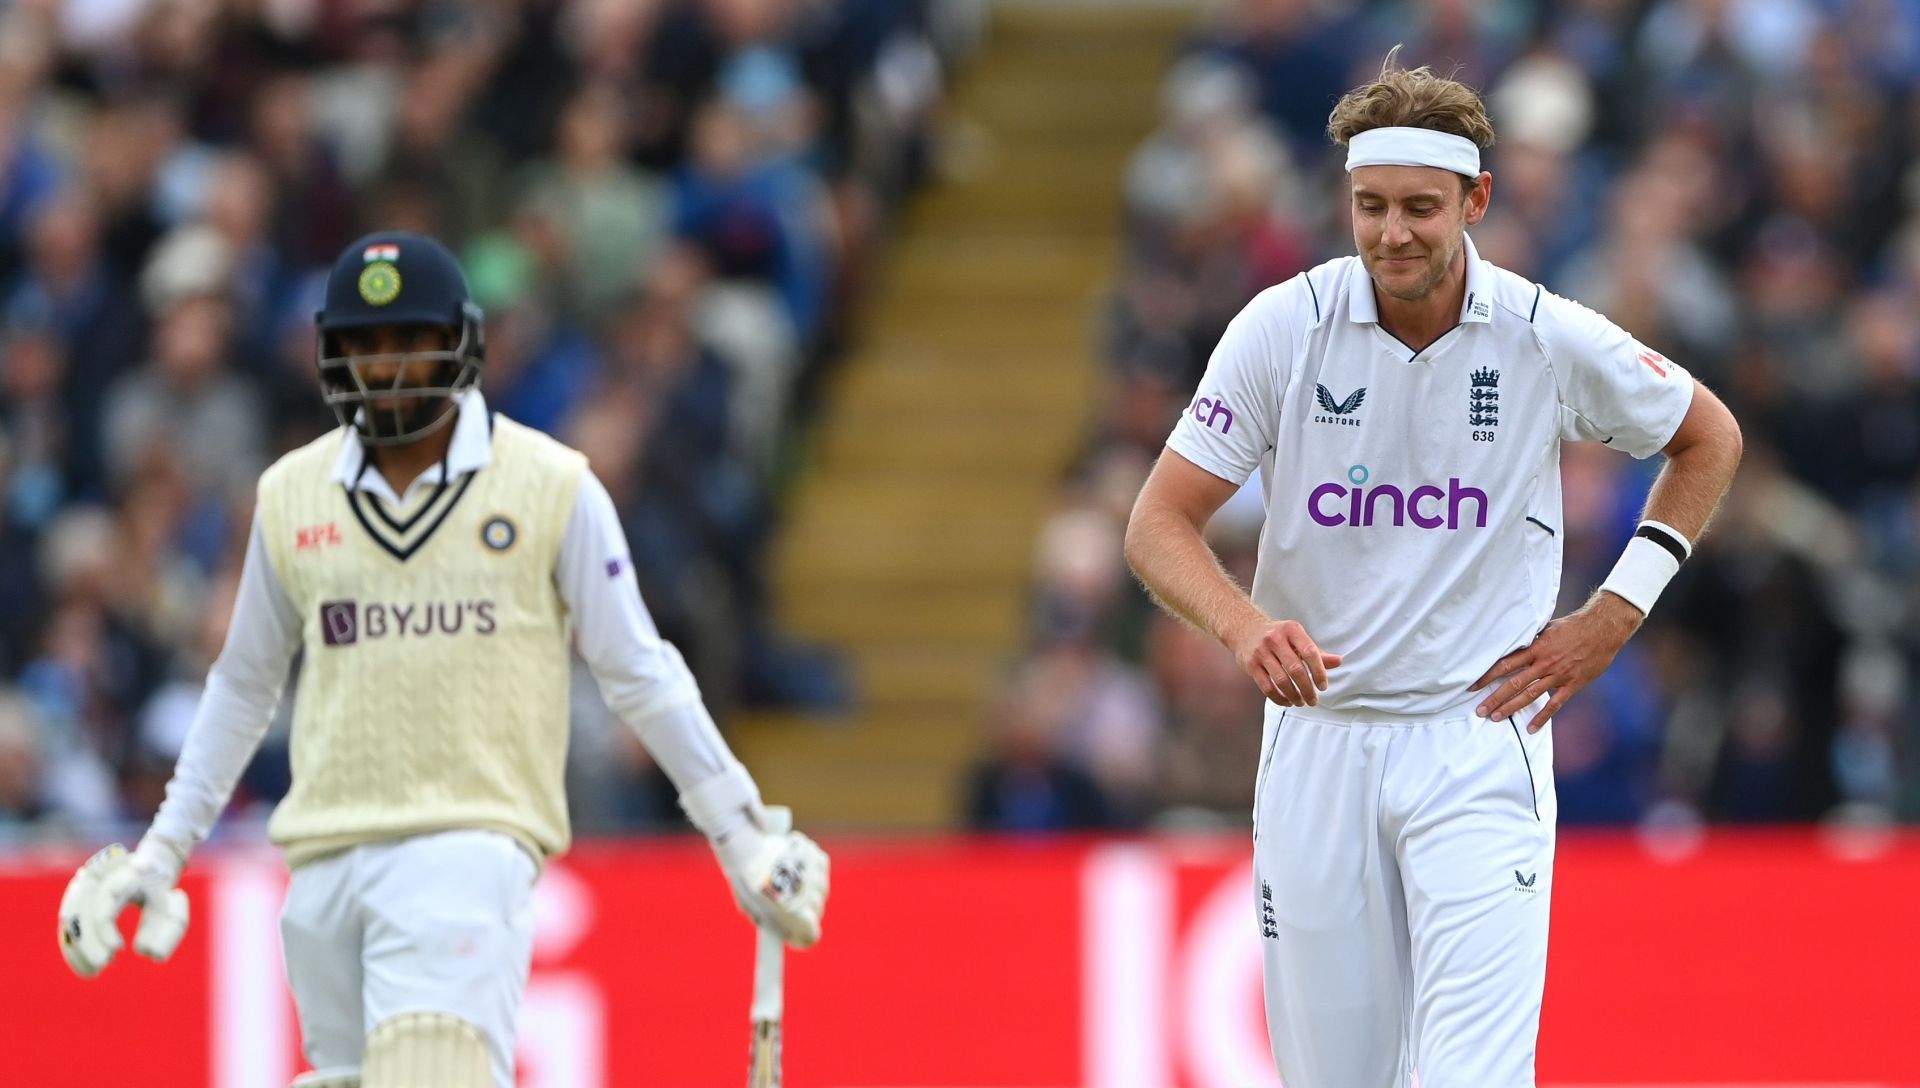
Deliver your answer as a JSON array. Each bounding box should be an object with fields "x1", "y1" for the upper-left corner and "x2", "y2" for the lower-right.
[{"x1": 747, "y1": 806, "x2": 791, "y2": 1088}]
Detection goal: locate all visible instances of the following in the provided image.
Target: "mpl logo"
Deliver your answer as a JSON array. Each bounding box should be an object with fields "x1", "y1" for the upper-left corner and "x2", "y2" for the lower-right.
[
  {"x1": 296, "y1": 523, "x2": 342, "y2": 551},
  {"x1": 1308, "y1": 465, "x2": 1488, "y2": 529},
  {"x1": 317, "y1": 598, "x2": 497, "y2": 646}
]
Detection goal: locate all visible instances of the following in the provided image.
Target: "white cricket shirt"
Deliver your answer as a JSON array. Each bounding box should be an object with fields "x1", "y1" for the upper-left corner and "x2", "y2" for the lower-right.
[{"x1": 1165, "y1": 236, "x2": 1695, "y2": 716}]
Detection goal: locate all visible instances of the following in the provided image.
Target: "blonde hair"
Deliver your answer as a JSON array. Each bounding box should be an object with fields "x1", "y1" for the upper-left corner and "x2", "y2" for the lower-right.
[{"x1": 1327, "y1": 48, "x2": 1495, "y2": 179}]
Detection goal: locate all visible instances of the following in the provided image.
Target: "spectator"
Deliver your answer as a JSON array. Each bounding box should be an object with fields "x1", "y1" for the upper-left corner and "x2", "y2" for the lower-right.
[
  {"x1": 673, "y1": 96, "x2": 833, "y2": 348},
  {"x1": 0, "y1": 688, "x2": 57, "y2": 839},
  {"x1": 965, "y1": 658, "x2": 1115, "y2": 833},
  {"x1": 101, "y1": 287, "x2": 266, "y2": 509},
  {"x1": 5, "y1": 191, "x2": 146, "y2": 497},
  {"x1": 1150, "y1": 614, "x2": 1265, "y2": 826},
  {"x1": 1, "y1": 299, "x2": 68, "y2": 533},
  {"x1": 513, "y1": 84, "x2": 673, "y2": 324}
]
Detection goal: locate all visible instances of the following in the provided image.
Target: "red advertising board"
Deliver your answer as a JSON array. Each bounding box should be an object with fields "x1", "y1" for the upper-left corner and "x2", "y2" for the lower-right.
[{"x1": 3, "y1": 830, "x2": 1916, "y2": 1086}]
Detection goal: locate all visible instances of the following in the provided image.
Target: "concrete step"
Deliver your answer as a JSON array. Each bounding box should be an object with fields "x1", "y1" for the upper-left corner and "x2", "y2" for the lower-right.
[
  {"x1": 840, "y1": 330, "x2": 1102, "y2": 368},
  {"x1": 876, "y1": 233, "x2": 1116, "y2": 294},
  {"x1": 780, "y1": 509, "x2": 1043, "y2": 569},
  {"x1": 784, "y1": 583, "x2": 1026, "y2": 644},
  {"x1": 740, "y1": 0, "x2": 1186, "y2": 828},
  {"x1": 730, "y1": 744, "x2": 980, "y2": 829},
  {"x1": 776, "y1": 534, "x2": 1034, "y2": 585},
  {"x1": 729, "y1": 718, "x2": 987, "y2": 829},
  {"x1": 784, "y1": 474, "x2": 1053, "y2": 520},
  {"x1": 847, "y1": 641, "x2": 1005, "y2": 704},
  {"x1": 812, "y1": 427, "x2": 1084, "y2": 476}
]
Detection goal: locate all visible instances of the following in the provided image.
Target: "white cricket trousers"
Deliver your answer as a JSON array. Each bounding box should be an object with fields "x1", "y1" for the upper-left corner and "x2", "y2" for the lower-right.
[
  {"x1": 1253, "y1": 698, "x2": 1556, "y2": 1088},
  {"x1": 280, "y1": 829, "x2": 538, "y2": 1087}
]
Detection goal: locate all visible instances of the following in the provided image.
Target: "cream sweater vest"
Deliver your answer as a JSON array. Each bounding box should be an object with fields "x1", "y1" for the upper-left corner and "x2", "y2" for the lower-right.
[{"x1": 258, "y1": 415, "x2": 585, "y2": 867}]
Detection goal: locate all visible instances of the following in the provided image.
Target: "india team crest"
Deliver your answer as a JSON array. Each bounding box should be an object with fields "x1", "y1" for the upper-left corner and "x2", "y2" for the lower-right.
[
  {"x1": 481, "y1": 516, "x2": 517, "y2": 552},
  {"x1": 358, "y1": 262, "x2": 402, "y2": 306}
]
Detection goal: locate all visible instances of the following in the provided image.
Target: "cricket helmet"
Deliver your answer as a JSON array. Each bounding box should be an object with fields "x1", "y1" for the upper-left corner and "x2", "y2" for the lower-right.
[{"x1": 315, "y1": 230, "x2": 485, "y2": 446}]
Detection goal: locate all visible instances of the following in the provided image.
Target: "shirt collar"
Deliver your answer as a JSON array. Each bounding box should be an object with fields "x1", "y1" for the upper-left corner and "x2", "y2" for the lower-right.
[
  {"x1": 329, "y1": 388, "x2": 494, "y2": 489},
  {"x1": 1347, "y1": 233, "x2": 1494, "y2": 326}
]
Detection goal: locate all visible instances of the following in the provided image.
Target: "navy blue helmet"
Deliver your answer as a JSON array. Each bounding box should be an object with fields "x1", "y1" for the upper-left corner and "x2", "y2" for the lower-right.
[{"x1": 315, "y1": 230, "x2": 485, "y2": 446}]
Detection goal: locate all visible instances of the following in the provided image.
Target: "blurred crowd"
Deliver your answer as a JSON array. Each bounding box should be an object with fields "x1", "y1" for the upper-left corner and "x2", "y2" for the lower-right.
[
  {"x1": 971, "y1": 0, "x2": 1920, "y2": 834},
  {"x1": 0, "y1": 0, "x2": 967, "y2": 843}
]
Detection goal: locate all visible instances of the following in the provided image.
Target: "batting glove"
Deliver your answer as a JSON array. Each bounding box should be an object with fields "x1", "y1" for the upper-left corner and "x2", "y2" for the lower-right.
[
  {"x1": 681, "y1": 767, "x2": 831, "y2": 948},
  {"x1": 713, "y1": 810, "x2": 830, "y2": 948},
  {"x1": 57, "y1": 839, "x2": 190, "y2": 977}
]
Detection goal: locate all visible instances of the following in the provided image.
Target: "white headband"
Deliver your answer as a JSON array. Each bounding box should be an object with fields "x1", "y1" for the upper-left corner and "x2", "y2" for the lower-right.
[{"x1": 1345, "y1": 127, "x2": 1481, "y2": 178}]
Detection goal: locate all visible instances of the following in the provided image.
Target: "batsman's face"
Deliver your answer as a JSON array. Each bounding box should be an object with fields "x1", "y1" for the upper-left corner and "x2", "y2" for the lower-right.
[
  {"x1": 1350, "y1": 165, "x2": 1491, "y2": 303},
  {"x1": 338, "y1": 324, "x2": 450, "y2": 388},
  {"x1": 336, "y1": 323, "x2": 452, "y2": 409}
]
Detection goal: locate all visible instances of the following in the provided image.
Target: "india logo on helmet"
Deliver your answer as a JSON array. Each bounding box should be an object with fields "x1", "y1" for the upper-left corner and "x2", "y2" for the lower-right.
[{"x1": 358, "y1": 262, "x2": 402, "y2": 306}]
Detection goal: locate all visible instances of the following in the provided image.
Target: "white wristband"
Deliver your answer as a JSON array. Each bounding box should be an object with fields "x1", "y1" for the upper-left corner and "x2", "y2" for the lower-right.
[
  {"x1": 1599, "y1": 524, "x2": 1689, "y2": 615},
  {"x1": 679, "y1": 763, "x2": 762, "y2": 841},
  {"x1": 131, "y1": 835, "x2": 190, "y2": 887}
]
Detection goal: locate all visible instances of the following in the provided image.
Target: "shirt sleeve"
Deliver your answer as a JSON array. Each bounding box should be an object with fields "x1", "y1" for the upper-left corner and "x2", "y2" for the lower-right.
[
  {"x1": 1536, "y1": 290, "x2": 1696, "y2": 459},
  {"x1": 1163, "y1": 283, "x2": 1292, "y2": 485},
  {"x1": 145, "y1": 513, "x2": 301, "y2": 853},
  {"x1": 557, "y1": 469, "x2": 739, "y2": 794}
]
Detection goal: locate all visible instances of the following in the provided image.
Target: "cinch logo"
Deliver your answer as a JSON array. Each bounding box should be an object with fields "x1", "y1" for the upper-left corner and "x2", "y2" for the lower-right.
[
  {"x1": 1190, "y1": 394, "x2": 1234, "y2": 434},
  {"x1": 318, "y1": 599, "x2": 497, "y2": 646},
  {"x1": 1308, "y1": 465, "x2": 1488, "y2": 529}
]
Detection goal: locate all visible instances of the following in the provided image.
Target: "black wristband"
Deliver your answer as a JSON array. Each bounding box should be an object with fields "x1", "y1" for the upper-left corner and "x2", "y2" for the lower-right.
[{"x1": 1634, "y1": 523, "x2": 1689, "y2": 565}]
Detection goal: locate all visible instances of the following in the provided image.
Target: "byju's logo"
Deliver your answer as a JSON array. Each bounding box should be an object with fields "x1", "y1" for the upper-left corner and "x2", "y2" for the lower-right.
[
  {"x1": 320, "y1": 601, "x2": 357, "y2": 646},
  {"x1": 1313, "y1": 384, "x2": 1366, "y2": 427},
  {"x1": 317, "y1": 599, "x2": 497, "y2": 647},
  {"x1": 1308, "y1": 465, "x2": 1489, "y2": 529},
  {"x1": 1190, "y1": 394, "x2": 1234, "y2": 434}
]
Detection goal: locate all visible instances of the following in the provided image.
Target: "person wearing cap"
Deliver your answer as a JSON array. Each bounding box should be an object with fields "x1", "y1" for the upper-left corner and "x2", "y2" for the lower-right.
[
  {"x1": 53, "y1": 230, "x2": 831, "y2": 1087},
  {"x1": 1124, "y1": 53, "x2": 1742, "y2": 1086}
]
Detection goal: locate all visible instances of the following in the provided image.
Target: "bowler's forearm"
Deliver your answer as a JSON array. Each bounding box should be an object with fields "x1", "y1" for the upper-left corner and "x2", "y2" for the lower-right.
[
  {"x1": 1642, "y1": 431, "x2": 1742, "y2": 543},
  {"x1": 1123, "y1": 504, "x2": 1268, "y2": 648}
]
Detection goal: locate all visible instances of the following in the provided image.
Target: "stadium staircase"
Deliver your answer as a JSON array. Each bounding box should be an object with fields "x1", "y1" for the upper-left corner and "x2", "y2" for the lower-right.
[{"x1": 731, "y1": 2, "x2": 1189, "y2": 827}]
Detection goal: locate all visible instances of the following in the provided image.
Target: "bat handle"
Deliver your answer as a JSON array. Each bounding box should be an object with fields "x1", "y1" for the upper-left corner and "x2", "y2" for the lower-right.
[{"x1": 750, "y1": 805, "x2": 791, "y2": 1023}]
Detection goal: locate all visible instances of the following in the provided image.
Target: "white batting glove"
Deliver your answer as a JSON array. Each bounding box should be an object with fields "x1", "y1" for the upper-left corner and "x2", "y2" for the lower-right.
[
  {"x1": 57, "y1": 839, "x2": 190, "y2": 977},
  {"x1": 680, "y1": 767, "x2": 831, "y2": 948},
  {"x1": 712, "y1": 810, "x2": 830, "y2": 948}
]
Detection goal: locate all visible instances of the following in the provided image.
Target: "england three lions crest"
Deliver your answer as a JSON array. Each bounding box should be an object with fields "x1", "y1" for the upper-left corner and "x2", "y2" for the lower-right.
[{"x1": 1469, "y1": 368, "x2": 1499, "y2": 428}]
